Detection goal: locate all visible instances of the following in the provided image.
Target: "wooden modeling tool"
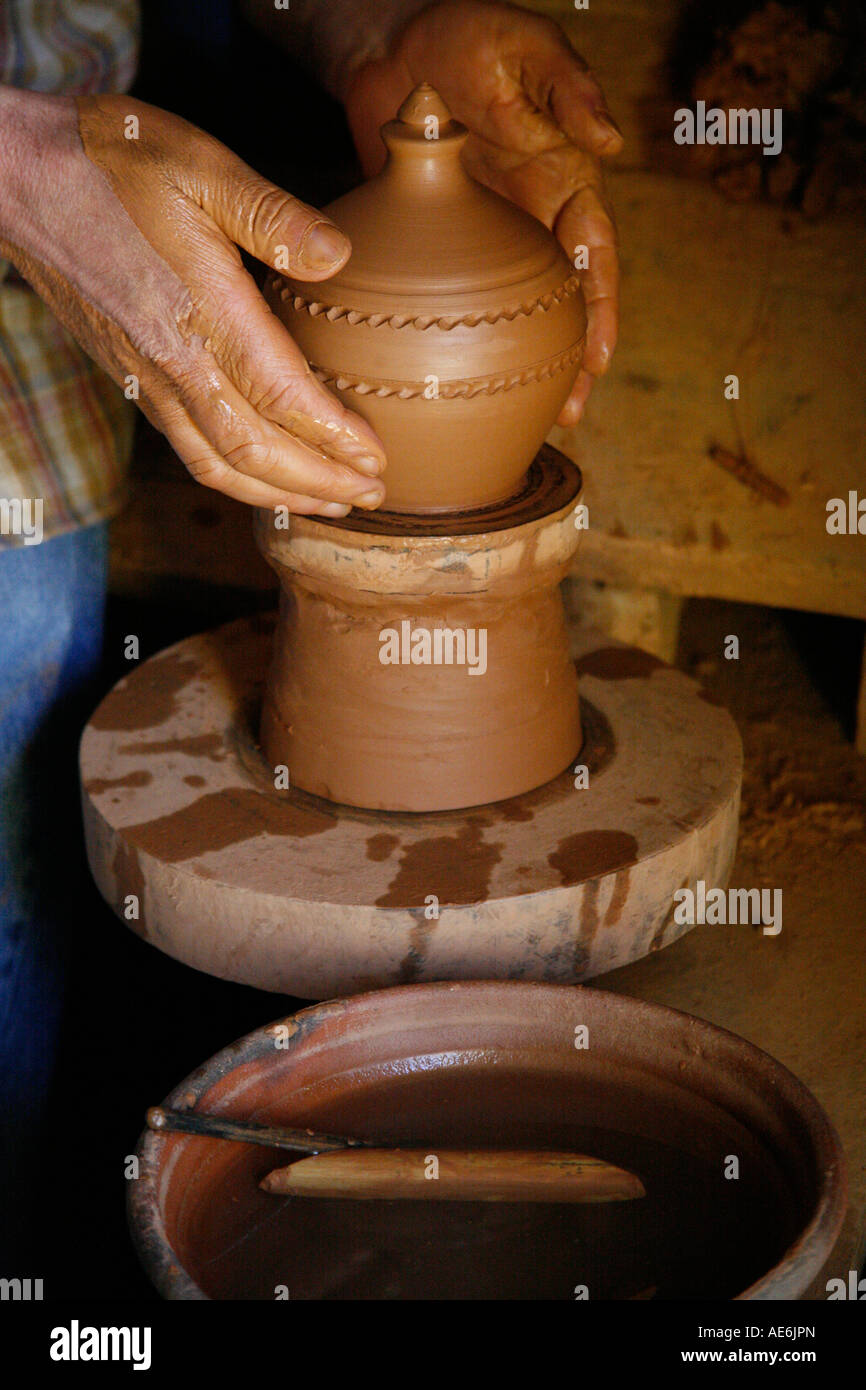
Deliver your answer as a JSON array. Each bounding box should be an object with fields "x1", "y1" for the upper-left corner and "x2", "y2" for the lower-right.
[{"x1": 147, "y1": 1107, "x2": 645, "y2": 1205}]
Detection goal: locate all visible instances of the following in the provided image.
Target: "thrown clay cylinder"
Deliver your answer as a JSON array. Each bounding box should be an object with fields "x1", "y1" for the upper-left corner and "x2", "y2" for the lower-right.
[
  {"x1": 266, "y1": 84, "x2": 586, "y2": 513},
  {"x1": 256, "y1": 449, "x2": 583, "y2": 811}
]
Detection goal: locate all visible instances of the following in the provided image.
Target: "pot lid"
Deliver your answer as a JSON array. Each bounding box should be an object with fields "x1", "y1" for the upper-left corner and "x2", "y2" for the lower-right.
[{"x1": 304, "y1": 83, "x2": 573, "y2": 314}]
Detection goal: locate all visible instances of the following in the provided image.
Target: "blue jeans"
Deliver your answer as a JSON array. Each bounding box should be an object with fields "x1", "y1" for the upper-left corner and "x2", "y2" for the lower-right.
[{"x1": 0, "y1": 523, "x2": 108, "y2": 1246}]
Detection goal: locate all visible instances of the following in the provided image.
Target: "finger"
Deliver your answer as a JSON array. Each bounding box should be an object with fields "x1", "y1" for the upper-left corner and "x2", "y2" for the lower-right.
[
  {"x1": 144, "y1": 353, "x2": 386, "y2": 509},
  {"x1": 144, "y1": 396, "x2": 355, "y2": 515},
  {"x1": 557, "y1": 369, "x2": 594, "y2": 426},
  {"x1": 582, "y1": 285, "x2": 618, "y2": 380},
  {"x1": 396, "y1": 7, "x2": 621, "y2": 159},
  {"x1": 190, "y1": 253, "x2": 387, "y2": 475},
  {"x1": 555, "y1": 179, "x2": 619, "y2": 378},
  {"x1": 161, "y1": 412, "x2": 343, "y2": 510},
  {"x1": 186, "y1": 138, "x2": 352, "y2": 282},
  {"x1": 519, "y1": 38, "x2": 624, "y2": 158}
]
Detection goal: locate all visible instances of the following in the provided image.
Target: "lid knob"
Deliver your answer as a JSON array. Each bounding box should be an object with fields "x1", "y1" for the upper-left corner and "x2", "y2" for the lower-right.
[
  {"x1": 383, "y1": 82, "x2": 467, "y2": 154},
  {"x1": 397, "y1": 83, "x2": 456, "y2": 129}
]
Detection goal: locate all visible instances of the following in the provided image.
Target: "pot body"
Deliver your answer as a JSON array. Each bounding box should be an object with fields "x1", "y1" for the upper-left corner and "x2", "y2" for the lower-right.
[
  {"x1": 265, "y1": 84, "x2": 586, "y2": 513},
  {"x1": 271, "y1": 276, "x2": 585, "y2": 513}
]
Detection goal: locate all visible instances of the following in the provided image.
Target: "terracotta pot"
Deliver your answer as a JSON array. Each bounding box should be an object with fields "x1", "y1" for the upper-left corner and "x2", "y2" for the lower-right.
[
  {"x1": 129, "y1": 982, "x2": 846, "y2": 1301},
  {"x1": 256, "y1": 448, "x2": 583, "y2": 810},
  {"x1": 265, "y1": 84, "x2": 586, "y2": 512}
]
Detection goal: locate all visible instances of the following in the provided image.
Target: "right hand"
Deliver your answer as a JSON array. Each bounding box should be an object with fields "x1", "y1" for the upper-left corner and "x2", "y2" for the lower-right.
[
  {"x1": 343, "y1": 0, "x2": 622, "y2": 428},
  {"x1": 0, "y1": 89, "x2": 387, "y2": 517}
]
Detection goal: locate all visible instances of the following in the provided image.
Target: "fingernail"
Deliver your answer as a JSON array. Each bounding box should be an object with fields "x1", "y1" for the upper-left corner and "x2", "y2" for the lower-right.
[
  {"x1": 350, "y1": 453, "x2": 385, "y2": 477},
  {"x1": 319, "y1": 502, "x2": 351, "y2": 518},
  {"x1": 595, "y1": 109, "x2": 623, "y2": 142},
  {"x1": 354, "y1": 488, "x2": 385, "y2": 508},
  {"x1": 299, "y1": 221, "x2": 349, "y2": 271}
]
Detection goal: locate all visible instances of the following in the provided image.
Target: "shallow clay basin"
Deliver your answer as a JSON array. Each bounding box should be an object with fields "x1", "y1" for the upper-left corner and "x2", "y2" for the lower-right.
[{"x1": 129, "y1": 983, "x2": 845, "y2": 1300}]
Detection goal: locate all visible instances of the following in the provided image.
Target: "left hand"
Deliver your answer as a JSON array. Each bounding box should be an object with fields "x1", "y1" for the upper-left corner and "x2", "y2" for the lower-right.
[{"x1": 343, "y1": 0, "x2": 622, "y2": 424}]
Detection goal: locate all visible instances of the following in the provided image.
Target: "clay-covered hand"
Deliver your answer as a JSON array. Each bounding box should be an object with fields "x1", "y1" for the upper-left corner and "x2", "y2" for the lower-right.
[
  {"x1": 344, "y1": 0, "x2": 622, "y2": 424},
  {"x1": 0, "y1": 88, "x2": 387, "y2": 515}
]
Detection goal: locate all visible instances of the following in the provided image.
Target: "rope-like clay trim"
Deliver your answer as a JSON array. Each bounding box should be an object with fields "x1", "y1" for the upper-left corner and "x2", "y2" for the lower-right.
[
  {"x1": 311, "y1": 339, "x2": 584, "y2": 400},
  {"x1": 278, "y1": 274, "x2": 581, "y2": 331}
]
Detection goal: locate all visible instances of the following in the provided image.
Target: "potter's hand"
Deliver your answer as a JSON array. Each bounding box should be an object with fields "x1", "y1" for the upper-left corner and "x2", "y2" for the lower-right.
[
  {"x1": 0, "y1": 87, "x2": 386, "y2": 515},
  {"x1": 343, "y1": 0, "x2": 622, "y2": 424}
]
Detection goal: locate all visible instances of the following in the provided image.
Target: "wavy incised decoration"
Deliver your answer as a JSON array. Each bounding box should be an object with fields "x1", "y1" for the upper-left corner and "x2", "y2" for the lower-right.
[
  {"x1": 277, "y1": 274, "x2": 582, "y2": 331},
  {"x1": 311, "y1": 339, "x2": 585, "y2": 400}
]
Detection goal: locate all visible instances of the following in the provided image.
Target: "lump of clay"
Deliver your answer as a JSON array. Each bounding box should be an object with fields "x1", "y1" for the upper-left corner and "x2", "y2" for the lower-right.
[{"x1": 266, "y1": 84, "x2": 586, "y2": 513}]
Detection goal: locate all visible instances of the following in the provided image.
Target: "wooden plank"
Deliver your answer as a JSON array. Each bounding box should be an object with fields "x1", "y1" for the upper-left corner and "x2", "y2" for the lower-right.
[
  {"x1": 558, "y1": 170, "x2": 866, "y2": 620},
  {"x1": 564, "y1": 576, "x2": 683, "y2": 662}
]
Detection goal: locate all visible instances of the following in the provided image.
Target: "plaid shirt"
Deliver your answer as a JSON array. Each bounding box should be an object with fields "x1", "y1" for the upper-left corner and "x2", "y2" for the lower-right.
[{"x1": 0, "y1": 1, "x2": 140, "y2": 546}]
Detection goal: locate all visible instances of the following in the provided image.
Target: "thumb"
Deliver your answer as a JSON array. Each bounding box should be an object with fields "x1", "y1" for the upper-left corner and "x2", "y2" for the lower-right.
[{"x1": 197, "y1": 147, "x2": 351, "y2": 282}]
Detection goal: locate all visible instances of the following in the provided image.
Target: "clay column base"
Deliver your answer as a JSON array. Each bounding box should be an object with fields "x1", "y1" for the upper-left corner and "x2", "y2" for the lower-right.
[{"x1": 255, "y1": 448, "x2": 584, "y2": 812}]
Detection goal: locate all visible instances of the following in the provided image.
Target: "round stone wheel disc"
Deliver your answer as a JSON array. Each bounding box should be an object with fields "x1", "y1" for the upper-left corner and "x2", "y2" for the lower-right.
[{"x1": 80, "y1": 615, "x2": 742, "y2": 997}]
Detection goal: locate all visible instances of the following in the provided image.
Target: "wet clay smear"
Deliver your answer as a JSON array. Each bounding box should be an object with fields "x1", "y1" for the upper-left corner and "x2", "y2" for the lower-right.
[
  {"x1": 548, "y1": 830, "x2": 639, "y2": 887},
  {"x1": 85, "y1": 769, "x2": 152, "y2": 796},
  {"x1": 366, "y1": 833, "x2": 400, "y2": 861},
  {"x1": 375, "y1": 821, "x2": 502, "y2": 908},
  {"x1": 123, "y1": 788, "x2": 337, "y2": 863},
  {"x1": 90, "y1": 650, "x2": 200, "y2": 733},
  {"x1": 117, "y1": 733, "x2": 227, "y2": 761}
]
